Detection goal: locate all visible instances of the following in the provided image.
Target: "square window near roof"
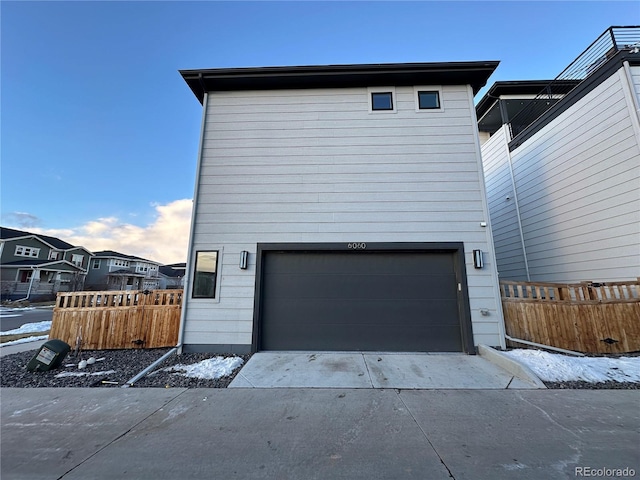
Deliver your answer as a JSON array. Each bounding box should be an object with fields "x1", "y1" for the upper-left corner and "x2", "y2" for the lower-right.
[
  {"x1": 418, "y1": 91, "x2": 440, "y2": 109},
  {"x1": 371, "y1": 92, "x2": 393, "y2": 110}
]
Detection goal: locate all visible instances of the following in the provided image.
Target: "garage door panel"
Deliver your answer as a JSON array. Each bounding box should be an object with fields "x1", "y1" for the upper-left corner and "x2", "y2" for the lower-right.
[
  {"x1": 265, "y1": 252, "x2": 455, "y2": 275},
  {"x1": 258, "y1": 249, "x2": 468, "y2": 352},
  {"x1": 263, "y1": 273, "x2": 457, "y2": 300},
  {"x1": 263, "y1": 299, "x2": 461, "y2": 326},
  {"x1": 263, "y1": 323, "x2": 463, "y2": 352}
]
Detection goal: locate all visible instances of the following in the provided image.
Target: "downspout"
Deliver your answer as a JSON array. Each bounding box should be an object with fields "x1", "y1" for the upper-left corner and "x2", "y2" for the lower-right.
[
  {"x1": 121, "y1": 346, "x2": 178, "y2": 387},
  {"x1": 15, "y1": 266, "x2": 37, "y2": 302},
  {"x1": 504, "y1": 334, "x2": 585, "y2": 357},
  {"x1": 467, "y1": 85, "x2": 507, "y2": 349},
  {"x1": 502, "y1": 124, "x2": 531, "y2": 281},
  {"x1": 177, "y1": 83, "x2": 210, "y2": 355}
]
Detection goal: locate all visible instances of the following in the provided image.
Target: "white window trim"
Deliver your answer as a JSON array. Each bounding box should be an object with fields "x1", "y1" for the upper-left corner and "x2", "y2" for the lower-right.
[
  {"x1": 15, "y1": 245, "x2": 40, "y2": 258},
  {"x1": 368, "y1": 87, "x2": 397, "y2": 114},
  {"x1": 414, "y1": 86, "x2": 444, "y2": 113},
  {"x1": 190, "y1": 246, "x2": 223, "y2": 304},
  {"x1": 71, "y1": 254, "x2": 84, "y2": 267}
]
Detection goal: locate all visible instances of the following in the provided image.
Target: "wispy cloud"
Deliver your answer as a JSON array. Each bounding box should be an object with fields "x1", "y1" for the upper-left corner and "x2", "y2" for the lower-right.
[
  {"x1": 2, "y1": 212, "x2": 42, "y2": 228},
  {"x1": 20, "y1": 199, "x2": 192, "y2": 264}
]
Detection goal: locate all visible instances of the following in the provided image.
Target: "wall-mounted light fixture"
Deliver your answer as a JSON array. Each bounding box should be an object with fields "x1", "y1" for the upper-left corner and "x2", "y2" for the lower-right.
[
  {"x1": 239, "y1": 251, "x2": 249, "y2": 270},
  {"x1": 473, "y1": 250, "x2": 484, "y2": 269}
]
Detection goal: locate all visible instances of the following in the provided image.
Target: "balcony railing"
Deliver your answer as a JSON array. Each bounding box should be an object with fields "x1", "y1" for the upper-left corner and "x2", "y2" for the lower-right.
[{"x1": 508, "y1": 26, "x2": 640, "y2": 140}]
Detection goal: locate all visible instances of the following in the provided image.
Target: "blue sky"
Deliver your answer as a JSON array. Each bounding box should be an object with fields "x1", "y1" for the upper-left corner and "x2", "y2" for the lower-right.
[{"x1": 1, "y1": 1, "x2": 637, "y2": 263}]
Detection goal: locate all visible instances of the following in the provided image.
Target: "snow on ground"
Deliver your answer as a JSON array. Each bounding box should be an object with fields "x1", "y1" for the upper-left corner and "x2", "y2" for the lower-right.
[
  {"x1": 0, "y1": 320, "x2": 52, "y2": 346},
  {"x1": 55, "y1": 370, "x2": 117, "y2": 378},
  {"x1": 1, "y1": 335, "x2": 48, "y2": 346},
  {"x1": 0, "y1": 321, "x2": 51, "y2": 336},
  {"x1": 504, "y1": 349, "x2": 640, "y2": 383},
  {"x1": 163, "y1": 356, "x2": 245, "y2": 380}
]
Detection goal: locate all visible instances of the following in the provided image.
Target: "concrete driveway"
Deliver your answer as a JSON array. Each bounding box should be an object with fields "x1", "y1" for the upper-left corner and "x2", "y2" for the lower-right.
[{"x1": 229, "y1": 350, "x2": 544, "y2": 389}]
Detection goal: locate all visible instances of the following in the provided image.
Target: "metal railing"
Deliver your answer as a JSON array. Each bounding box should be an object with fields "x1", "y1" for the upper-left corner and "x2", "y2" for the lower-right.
[{"x1": 508, "y1": 26, "x2": 640, "y2": 139}]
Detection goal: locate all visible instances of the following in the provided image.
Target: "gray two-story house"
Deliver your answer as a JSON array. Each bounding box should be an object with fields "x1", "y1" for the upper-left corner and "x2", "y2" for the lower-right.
[
  {"x1": 84, "y1": 251, "x2": 162, "y2": 291},
  {"x1": 0, "y1": 227, "x2": 93, "y2": 301}
]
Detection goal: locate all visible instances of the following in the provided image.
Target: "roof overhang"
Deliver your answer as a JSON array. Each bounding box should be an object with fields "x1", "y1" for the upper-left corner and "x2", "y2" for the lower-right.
[
  {"x1": 1, "y1": 259, "x2": 86, "y2": 272},
  {"x1": 180, "y1": 61, "x2": 500, "y2": 104},
  {"x1": 476, "y1": 80, "x2": 582, "y2": 134}
]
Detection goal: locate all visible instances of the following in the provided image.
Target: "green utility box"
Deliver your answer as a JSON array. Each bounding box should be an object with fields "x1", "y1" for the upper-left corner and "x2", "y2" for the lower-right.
[{"x1": 26, "y1": 339, "x2": 71, "y2": 372}]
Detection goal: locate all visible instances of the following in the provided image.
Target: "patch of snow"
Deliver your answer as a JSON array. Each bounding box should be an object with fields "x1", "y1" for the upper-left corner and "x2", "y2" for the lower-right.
[
  {"x1": 0, "y1": 307, "x2": 35, "y2": 313},
  {"x1": 1, "y1": 335, "x2": 48, "y2": 346},
  {"x1": 0, "y1": 321, "x2": 51, "y2": 336},
  {"x1": 504, "y1": 349, "x2": 640, "y2": 383},
  {"x1": 55, "y1": 370, "x2": 116, "y2": 378},
  {"x1": 164, "y1": 356, "x2": 244, "y2": 380}
]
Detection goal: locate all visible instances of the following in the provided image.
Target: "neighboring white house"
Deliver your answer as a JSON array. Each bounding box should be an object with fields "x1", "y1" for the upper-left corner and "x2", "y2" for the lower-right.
[
  {"x1": 477, "y1": 26, "x2": 640, "y2": 283},
  {"x1": 178, "y1": 61, "x2": 505, "y2": 354}
]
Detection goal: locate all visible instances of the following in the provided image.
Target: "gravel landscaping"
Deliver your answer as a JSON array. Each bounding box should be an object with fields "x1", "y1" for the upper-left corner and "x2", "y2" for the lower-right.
[{"x1": 0, "y1": 348, "x2": 251, "y2": 388}]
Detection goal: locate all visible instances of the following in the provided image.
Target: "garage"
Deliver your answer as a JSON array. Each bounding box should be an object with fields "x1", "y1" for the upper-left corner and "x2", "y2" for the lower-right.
[{"x1": 253, "y1": 243, "x2": 475, "y2": 353}]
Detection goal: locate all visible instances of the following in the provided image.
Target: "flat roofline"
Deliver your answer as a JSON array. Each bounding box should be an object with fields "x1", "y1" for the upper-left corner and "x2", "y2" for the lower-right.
[
  {"x1": 475, "y1": 80, "x2": 581, "y2": 120},
  {"x1": 180, "y1": 61, "x2": 499, "y2": 103}
]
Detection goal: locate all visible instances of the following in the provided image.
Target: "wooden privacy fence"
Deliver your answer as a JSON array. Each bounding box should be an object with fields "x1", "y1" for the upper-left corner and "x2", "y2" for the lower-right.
[
  {"x1": 49, "y1": 289, "x2": 183, "y2": 350},
  {"x1": 501, "y1": 280, "x2": 640, "y2": 354}
]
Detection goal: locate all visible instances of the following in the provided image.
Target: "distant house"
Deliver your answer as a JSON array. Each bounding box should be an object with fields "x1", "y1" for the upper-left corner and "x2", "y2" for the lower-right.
[
  {"x1": 0, "y1": 227, "x2": 93, "y2": 301},
  {"x1": 84, "y1": 251, "x2": 161, "y2": 291},
  {"x1": 477, "y1": 26, "x2": 640, "y2": 282},
  {"x1": 158, "y1": 263, "x2": 185, "y2": 289},
  {"x1": 178, "y1": 61, "x2": 505, "y2": 354}
]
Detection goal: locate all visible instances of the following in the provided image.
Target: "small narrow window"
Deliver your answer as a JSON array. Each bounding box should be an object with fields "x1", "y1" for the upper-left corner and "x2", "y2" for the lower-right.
[
  {"x1": 371, "y1": 92, "x2": 393, "y2": 111},
  {"x1": 93, "y1": 259, "x2": 101, "y2": 269},
  {"x1": 192, "y1": 251, "x2": 219, "y2": 298},
  {"x1": 418, "y1": 91, "x2": 440, "y2": 109}
]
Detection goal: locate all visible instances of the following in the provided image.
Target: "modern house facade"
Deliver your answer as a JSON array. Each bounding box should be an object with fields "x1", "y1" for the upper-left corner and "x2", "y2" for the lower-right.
[
  {"x1": 84, "y1": 251, "x2": 162, "y2": 291},
  {"x1": 178, "y1": 61, "x2": 506, "y2": 354},
  {"x1": 0, "y1": 227, "x2": 93, "y2": 301},
  {"x1": 477, "y1": 26, "x2": 640, "y2": 282}
]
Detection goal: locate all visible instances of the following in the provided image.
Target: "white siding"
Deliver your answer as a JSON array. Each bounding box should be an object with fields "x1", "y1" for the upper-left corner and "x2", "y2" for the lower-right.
[
  {"x1": 480, "y1": 125, "x2": 528, "y2": 280},
  {"x1": 631, "y1": 65, "x2": 640, "y2": 100},
  {"x1": 505, "y1": 66, "x2": 640, "y2": 282},
  {"x1": 183, "y1": 85, "x2": 504, "y2": 348}
]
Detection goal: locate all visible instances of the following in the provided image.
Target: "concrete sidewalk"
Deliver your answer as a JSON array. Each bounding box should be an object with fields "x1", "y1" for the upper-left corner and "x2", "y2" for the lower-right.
[
  {"x1": 0, "y1": 338, "x2": 47, "y2": 357},
  {"x1": 228, "y1": 351, "x2": 542, "y2": 389},
  {"x1": 1, "y1": 388, "x2": 638, "y2": 479}
]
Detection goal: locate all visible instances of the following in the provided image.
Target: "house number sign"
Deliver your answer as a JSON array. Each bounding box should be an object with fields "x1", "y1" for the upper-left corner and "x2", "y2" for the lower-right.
[{"x1": 347, "y1": 243, "x2": 366, "y2": 250}]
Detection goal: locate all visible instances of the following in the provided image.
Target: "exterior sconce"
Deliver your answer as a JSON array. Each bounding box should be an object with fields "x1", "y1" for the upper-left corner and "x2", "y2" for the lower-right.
[
  {"x1": 473, "y1": 250, "x2": 484, "y2": 269},
  {"x1": 239, "y1": 251, "x2": 249, "y2": 270}
]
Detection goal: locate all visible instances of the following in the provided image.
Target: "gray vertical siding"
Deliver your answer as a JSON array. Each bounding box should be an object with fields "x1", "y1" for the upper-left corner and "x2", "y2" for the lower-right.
[
  {"x1": 483, "y1": 65, "x2": 640, "y2": 283},
  {"x1": 183, "y1": 85, "x2": 504, "y2": 348}
]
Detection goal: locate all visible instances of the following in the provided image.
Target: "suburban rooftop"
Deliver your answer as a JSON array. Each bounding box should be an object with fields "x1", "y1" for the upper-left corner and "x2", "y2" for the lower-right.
[{"x1": 180, "y1": 61, "x2": 500, "y2": 103}]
